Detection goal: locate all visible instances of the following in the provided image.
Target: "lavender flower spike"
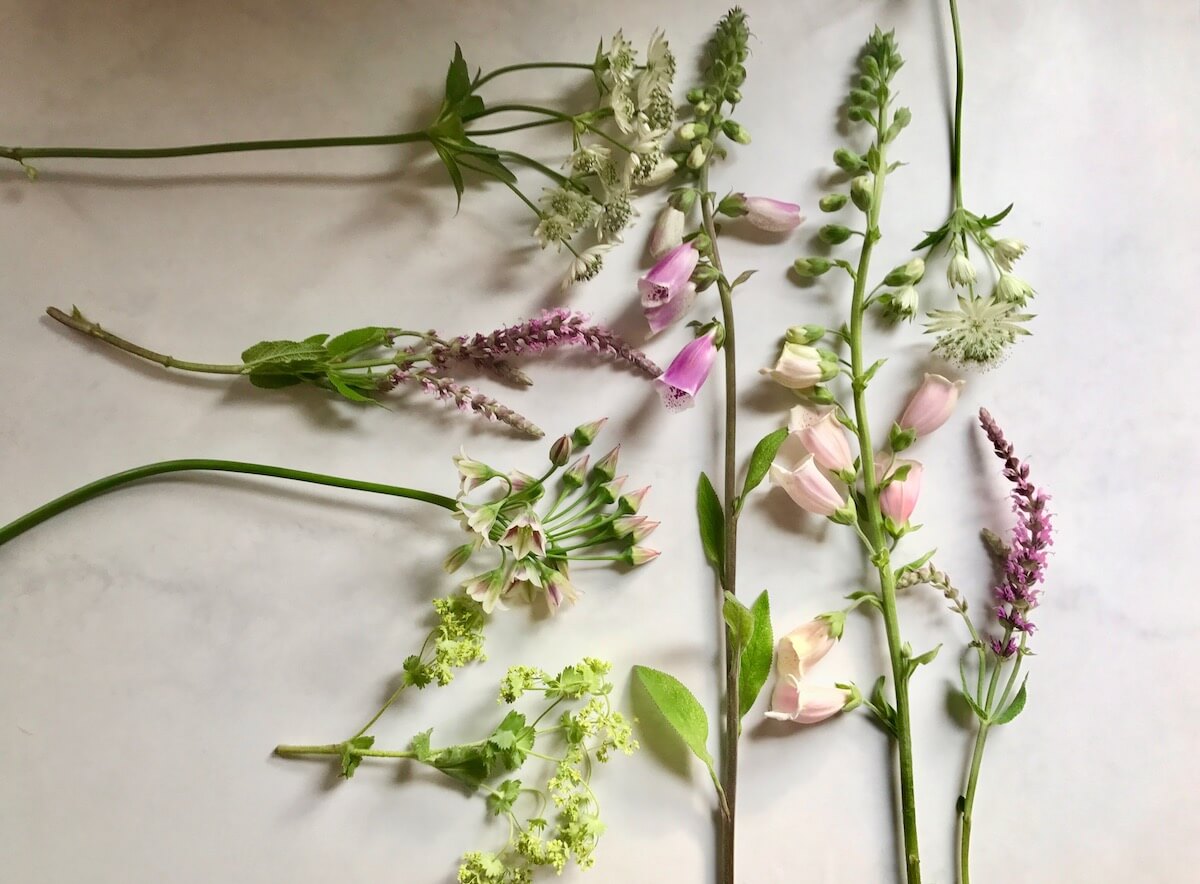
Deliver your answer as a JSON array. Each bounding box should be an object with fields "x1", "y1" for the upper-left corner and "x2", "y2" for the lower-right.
[{"x1": 979, "y1": 408, "x2": 1053, "y2": 657}]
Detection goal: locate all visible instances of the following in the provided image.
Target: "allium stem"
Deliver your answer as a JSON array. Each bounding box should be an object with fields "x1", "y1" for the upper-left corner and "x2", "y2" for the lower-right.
[
  {"x1": 846, "y1": 104, "x2": 924, "y2": 884},
  {"x1": 0, "y1": 459, "x2": 456, "y2": 548}
]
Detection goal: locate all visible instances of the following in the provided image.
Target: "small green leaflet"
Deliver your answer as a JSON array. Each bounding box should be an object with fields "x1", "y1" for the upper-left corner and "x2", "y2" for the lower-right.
[
  {"x1": 738, "y1": 591, "x2": 774, "y2": 721},
  {"x1": 444, "y1": 43, "x2": 471, "y2": 107},
  {"x1": 632, "y1": 665, "x2": 723, "y2": 800},
  {"x1": 326, "y1": 327, "x2": 388, "y2": 358},
  {"x1": 326, "y1": 371, "x2": 381, "y2": 405},
  {"x1": 240, "y1": 337, "x2": 328, "y2": 369},
  {"x1": 992, "y1": 678, "x2": 1028, "y2": 725},
  {"x1": 722, "y1": 592, "x2": 754, "y2": 656},
  {"x1": 737, "y1": 427, "x2": 788, "y2": 512},
  {"x1": 486, "y1": 778, "x2": 522, "y2": 816},
  {"x1": 340, "y1": 735, "x2": 375, "y2": 778},
  {"x1": 696, "y1": 472, "x2": 725, "y2": 578}
]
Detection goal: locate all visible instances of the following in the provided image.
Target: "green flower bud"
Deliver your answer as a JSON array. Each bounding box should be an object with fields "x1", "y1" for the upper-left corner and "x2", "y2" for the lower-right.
[
  {"x1": 833, "y1": 148, "x2": 867, "y2": 174},
  {"x1": 670, "y1": 188, "x2": 698, "y2": 213},
  {"x1": 717, "y1": 193, "x2": 748, "y2": 217},
  {"x1": 785, "y1": 324, "x2": 826, "y2": 345},
  {"x1": 792, "y1": 257, "x2": 833, "y2": 277},
  {"x1": 571, "y1": 418, "x2": 606, "y2": 447},
  {"x1": 819, "y1": 224, "x2": 853, "y2": 245},
  {"x1": 695, "y1": 100, "x2": 714, "y2": 115},
  {"x1": 883, "y1": 258, "x2": 926, "y2": 287},
  {"x1": 592, "y1": 446, "x2": 621, "y2": 482},
  {"x1": 724, "y1": 86, "x2": 742, "y2": 103},
  {"x1": 817, "y1": 610, "x2": 847, "y2": 640},
  {"x1": 442, "y1": 543, "x2": 475, "y2": 574},
  {"x1": 722, "y1": 120, "x2": 751, "y2": 144},
  {"x1": 686, "y1": 87, "x2": 706, "y2": 104},
  {"x1": 563, "y1": 455, "x2": 589, "y2": 488},
  {"x1": 687, "y1": 143, "x2": 708, "y2": 169},
  {"x1": 889, "y1": 422, "x2": 917, "y2": 453},
  {"x1": 819, "y1": 193, "x2": 849, "y2": 212},
  {"x1": 808, "y1": 385, "x2": 836, "y2": 405},
  {"x1": 549, "y1": 434, "x2": 573, "y2": 467},
  {"x1": 850, "y1": 176, "x2": 873, "y2": 212}
]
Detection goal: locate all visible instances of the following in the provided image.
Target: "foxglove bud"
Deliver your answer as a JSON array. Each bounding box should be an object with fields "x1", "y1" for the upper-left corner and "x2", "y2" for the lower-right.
[
  {"x1": 877, "y1": 458, "x2": 924, "y2": 525},
  {"x1": 883, "y1": 258, "x2": 925, "y2": 287},
  {"x1": 742, "y1": 196, "x2": 804, "y2": 232},
  {"x1": 793, "y1": 408, "x2": 855, "y2": 473},
  {"x1": 649, "y1": 206, "x2": 687, "y2": 259},
  {"x1": 819, "y1": 224, "x2": 852, "y2": 245},
  {"x1": 549, "y1": 434, "x2": 573, "y2": 467},
  {"x1": 687, "y1": 143, "x2": 707, "y2": 169},
  {"x1": 686, "y1": 87, "x2": 705, "y2": 104},
  {"x1": 785, "y1": 325, "x2": 825, "y2": 345},
  {"x1": 819, "y1": 193, "x2": 848, "y2": 212},
  {"x1": 793, "y1": 257, "x2": 832, "y2": 277},
  {"x1": 769, "y1": 455, "x2": 847, "y2": 517},
  {"x1": 722, "y1": 120, "x2": 751, "y2": 144},
  {"x1": 760, "y1": 342, "x2": 825, "y2": 390},
  {"x1": 833, "y1": 147, "x2": 866, "y2": 173},
  {"x1": 776, "y1": 618, "x2": 837, "y2": 678},
  {"x1": 642, "y1": 156, "x2": 678, "y2": 187},
  {"x1": 850, "y1": 176, "x2": 873, "y2": 211}
]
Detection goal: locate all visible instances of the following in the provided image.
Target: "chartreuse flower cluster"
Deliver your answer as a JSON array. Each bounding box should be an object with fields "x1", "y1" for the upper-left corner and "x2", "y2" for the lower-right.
[
  {"x1": 42, "y1": 306, "x2": 659, "y2": 438},
  {"x1": 275, "y1": 659, "x2": 635, "y2": 884},
  {"x1": 3, "y1": 35, "x2": 680, "y2": 288},
  {"x1": 448, "y1": 419, "x2": 658, "y2": 615}
]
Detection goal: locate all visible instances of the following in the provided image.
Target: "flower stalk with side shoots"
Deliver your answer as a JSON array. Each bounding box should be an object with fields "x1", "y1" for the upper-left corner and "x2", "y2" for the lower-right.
[
  {"x1": 4, "y1": 36, "x2": 679, "y2": 287},
  {"x1": 44, "y1": 306, "x2": 659, "y2": 438},
  {"x1": 274, "y1": 658, "x2": 637, "y2": 884},
  {"x1": 629, "y1": 10, "x2": 808, "y2": 884}
]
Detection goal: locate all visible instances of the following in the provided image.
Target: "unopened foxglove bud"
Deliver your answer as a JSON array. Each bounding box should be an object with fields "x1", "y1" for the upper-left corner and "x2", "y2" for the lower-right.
[
  {"x1": 833, "y1": 148, "x2": 867, "y2": 174},
  {"x1": 649, "y1": 206, "x2": 687, "y2": 259},
  {"x1": 819, "y1": 193, "x2": 849, "y2": 212},
  {"x1": 724, "y1": 86, "x2": 742, "y2": 103},
  {"x1": 670, "y1": 187, "x2": 698, "y2": 213},
  {"x1": 549, "y1": 434, "x2": 573, "y2": 467},
  {"x1": 793, "y1": 257, "x2": 832, "y2": 277},
  {"x1": 819, "y1": 224, "x2": 853, "y2": 245},
  {"x1": 642, "y1": 156, "x2": 678, "y2": 187},
  {"x1": 883, "y1": 258, "x2": 925, "y2": 286},
  {"x1": 785, "y1": 325, "x2": 825, "y2": 345},
  {"x1": 850, "y1": 176, "x2": 873, "y2": 211},
  {"x1": 688, "y1": 144, "x2": 708, "y2": 169},
  {"x1": 686, "y1": 87, "x2": 705, "y2": 104},
  {"x1": 722, "y1": 120, "x2": 751, "y2": 144},
  {"x1": 742, "y1": 196, "x2": 804, "y2": 232}
]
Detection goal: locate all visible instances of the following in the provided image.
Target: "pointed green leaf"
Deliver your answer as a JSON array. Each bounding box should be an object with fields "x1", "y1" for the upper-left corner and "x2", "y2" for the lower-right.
[
  {"x1": 326, "y1": 327, "x2": 387, "y2": 358},
  {"x1": 326, "y1": 371, "x2": 381, "y2": 405},
  {"x1": 722, "y1": 592, "x2": 753, "y2": 655},
  {"x1": 340, "y1": 735, "x2": 375, "y2": 778},
  {"x1": 738, "y1": 590, "x2": 774, "y2": 720},
  {"x1": 958, "y1": 658, "x2": 990, "y2": 723},
  {"x1": 978, "y1": 203, "x2": 1014, "y2": 227},
  {"x1": 445, "y1": 43, "x2": 471, "y2": 105},
  {"x1": 738, "y1": 427, "x2": 788, "y2": 511},
  {"x1": 247, "y1": 371, "x2": 304, "y2": 389},
  {"x1": 432, "y1": 141, "x2": 465, "y2": 205},
  {"x1": 240, "y1": 338, "x2": 328, "y2": 368},
  {"x1": 992, "y1": 678, "x2": 1028, "y2": 725},
  {"x1": 632, "y1": 665, "x2": 720, "y2": 790},
  {"x1": 696, "y1": 473, "x2": 725, "y2": 577}
]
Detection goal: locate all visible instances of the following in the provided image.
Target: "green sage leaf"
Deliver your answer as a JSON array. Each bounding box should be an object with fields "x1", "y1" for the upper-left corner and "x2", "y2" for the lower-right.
[{"x1": 992, "y1": 678, "x2": 1028, "y2": 725}]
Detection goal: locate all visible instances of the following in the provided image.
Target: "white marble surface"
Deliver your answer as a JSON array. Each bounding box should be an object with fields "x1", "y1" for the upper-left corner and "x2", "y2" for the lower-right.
[{"x1": 1, "y1": 1, "x2": 1197, "y2": 881}]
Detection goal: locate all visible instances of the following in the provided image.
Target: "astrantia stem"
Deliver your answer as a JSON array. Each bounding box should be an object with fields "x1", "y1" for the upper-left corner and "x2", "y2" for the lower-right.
[
  {"x1": 949, "y1": 0, "x2": 966, "y2": 209},
  {"x1": 0, "y1": 459, "x2": 456, "y2": 547}
]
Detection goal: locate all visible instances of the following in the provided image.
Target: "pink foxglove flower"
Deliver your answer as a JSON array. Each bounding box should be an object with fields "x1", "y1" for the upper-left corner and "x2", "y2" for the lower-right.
[
  {"x1": 760, "y1": 342, "x2": 830, "y2": 390},
  {"x1": 655, "y1": 329, "x2": 719, "y2": 411},
  {"x1": 741, "y1": 195, "x2": 805, "y2": 232},
  {"x1": 649, "y1": 206, "x2": 686, "y2": 258},
  {"x1": 897, "y1": 373, "x2": 965, "y2": 437},
  {"x1": 791, "y1": 406, "x2": 854, "y2": 473},
  {"x1": 877, "y1": 457, "x2": 924, "y2": 524},
  {"x1": 639, "y1": 242, "x2": 699, "y2": 306},
  {"x1": 776, "y1": 619, "x2": 837, "y2": 677},
  {"x1": 769, "y1": 455, "x2": 846, "y2": 517},
  {"x1": 766, "y1": 678, "x2": 850, "y2": 724},
  {"x1": 644, "y1": 283, "x2": 698, "y2": 335}
]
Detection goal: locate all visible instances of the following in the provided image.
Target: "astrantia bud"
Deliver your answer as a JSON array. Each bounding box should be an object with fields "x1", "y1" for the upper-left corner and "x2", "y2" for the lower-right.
[
  {"x1": 592, "y1": 445, "x2": 621, "y2": 482},
  {"x1": 880, "y1": 285, "x2": 919, "y2": 320},
  {"x1": 947, "y1": 251, "x2": 977, "y2": 288},
  {"x1": 741, "y1": 196, "x2": 804, "y2": 232},
  {"x1": 850, "y1": 176, "x2": 873, "y2": 212},
  {"x1": 793, "y1": 257, "x2": 832, "y2": 277},
  {"x1": 897, "y1": 373, "x2": 966, "y2": 437},
  {"x1": 649, "y1": 206, "x2": 686, "y2": 259},
  {"x1": 785, "y1": 325, "x2": 825, "y2": 345},
  {"x1": 549, "y1": 434, "x2": 573, "y2": 467},
  {"x1": 993, "y1": 273, "x2": 1034, "y2": 305},
  {"x1": 992, "y1": 238, "x2": 1028, "y2": 271},
  {"x1": 571, "y1": 418, "x2": 607, "y2": 448},
  {"x1": 819, "y1": 193, "x2": 849, "y2": 212},
  {"x1": 883, "y1": 258, "x2": 926, "y2": 287}
]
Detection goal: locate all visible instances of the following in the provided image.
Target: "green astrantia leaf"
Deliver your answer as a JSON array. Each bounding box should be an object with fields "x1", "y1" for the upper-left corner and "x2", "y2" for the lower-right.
[
  {"x1": 326, "y1": 326, "x2": 388, "y2": 358},
  {"x1": 730, "y1": 269, "x2": 757, "y2": 288},
  {"x1": 445, "y1": 43, "x2": 472, "y2": 107},
  {"x1": 912, "y1": 225, "x2": 949, "y2": 251},
  {"x1": 978, "y1": 203, "x2": 1014, "y2": 227},
  {"x1": 340, "y1": 735, "x2": 375, "y2": 778},
  {"x1": 738, "y1": 427, "x2": 788, "y2": 512},
  {"x1": 992, "y1": 678, "x2": 1028, "y2": 725},
  {"x1": 722, "y1": 592, "x2": 754, "y2": 656},
  {"x1": 432, "y1": 140, "x2": 465, "y2": 205},
  {"x1": 632, "y1": 665, "x2": 720, "y2": 792},
  {"x1": 738, "y1": 590, "x2": 774, "y2": 721},
  {"x1": 696, "y1": 472, "x2": 725, "y2": 578}
]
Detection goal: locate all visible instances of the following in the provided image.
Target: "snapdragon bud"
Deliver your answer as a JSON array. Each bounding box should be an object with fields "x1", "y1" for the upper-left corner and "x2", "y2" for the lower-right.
[
  {"x1": 819, "y1": 224, "x2": 853, "y2": 245},
  {"x1": 793, "y1": 257, "x2": 833, "y2": 277},
  {"x1": 819, "y1": 193, "x2": 849, "y2": 212},
  {"x1": 549, "y1": 434, "x2": 573, "y2": 467},
  {"x1": 850, "y1": 176, "x2": 874, "y2": 211},
  {"x1": 883, "y1": 258, "x2": 925, "y2": 286},
  {"x1": 785, "y1": 325, "x2": 826, "y2": 345}
]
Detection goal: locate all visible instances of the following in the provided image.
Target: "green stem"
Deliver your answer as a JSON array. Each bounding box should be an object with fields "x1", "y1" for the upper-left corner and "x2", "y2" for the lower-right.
[
  {"x1": 699, "y1": 163, "x2": 741, "y2": 884},
  {"x1": 0, "y1": 459, "x2": 456, "y2": 547},
  {"x1": 949, "y1": 0, "x2": 966, "y2": 209},
  {"x1": 472, "y1": 61, "x2": 596, "y2": 90},
  {"x1": 846, "y1": 114, "x2": 923, "y2": 883},
  {"x1": 958, "y1": 722, "x2": 988, "y2": 884},
  {"x1": 274, "y1": 743, "x2": 418, "y2": 760},
  {"x1": 2, "y1": 131, "x2": 430, "y2": 164}
]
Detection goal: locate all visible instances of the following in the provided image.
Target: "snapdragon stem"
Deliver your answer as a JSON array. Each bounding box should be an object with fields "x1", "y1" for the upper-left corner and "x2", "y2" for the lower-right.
[
  {"x1": 0, "y1": 459, "x2": 456, "y2": 548},
  {"x1": 847, "y1": 117, "x2": 923, "y2": 882},
  {"x1": 699, "y1": 164, "x2": 740, "y2": 884}
]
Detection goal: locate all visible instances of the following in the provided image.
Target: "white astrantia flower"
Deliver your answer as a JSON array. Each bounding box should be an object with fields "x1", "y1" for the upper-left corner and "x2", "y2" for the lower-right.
[
  {"x1": 570, "y1": 144, "x2": 612, "y2": 178},
  {"x1": 926, "y1": 295, "x2": 1033, "y2": 367},
  {"x1": 992, "y1": 272, "x2": 1034, "y2": 305},
  {"x1": 561, "y1": 243, "x2": 613, "y2": 289},
  {"x1": 534, "y1": 214, "x2": 569, "y2": 250},
  {"x1": 539, "y1": 187, "x2": 595, "y2": 230},
  {"x1": 992, "y1": 238, "x2": 1028, "y2": 272},
  {"x1": 604, "y1": 30, "x2": 637, "y2": 83}
]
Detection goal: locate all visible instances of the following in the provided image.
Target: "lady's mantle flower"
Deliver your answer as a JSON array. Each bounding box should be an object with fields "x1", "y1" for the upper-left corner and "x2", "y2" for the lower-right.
[
  {"x1": 655, "y1": 329, "x2": 719, "y2": 411},
  {"x1": 926, "y1": 296, "x2": 1033, "y2": 367}
]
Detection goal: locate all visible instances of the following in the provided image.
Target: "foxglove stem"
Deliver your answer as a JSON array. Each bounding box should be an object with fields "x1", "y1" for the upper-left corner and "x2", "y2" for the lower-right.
[
  {"x1": 845, "y1": 121, "x2": 924, "y2": 881},
  {"x1": 0, "y1": 459, "x2": 457, "y2": 547},
  {"x1": 699, "y1": 163, "x2": 741, "y2": 884}
]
